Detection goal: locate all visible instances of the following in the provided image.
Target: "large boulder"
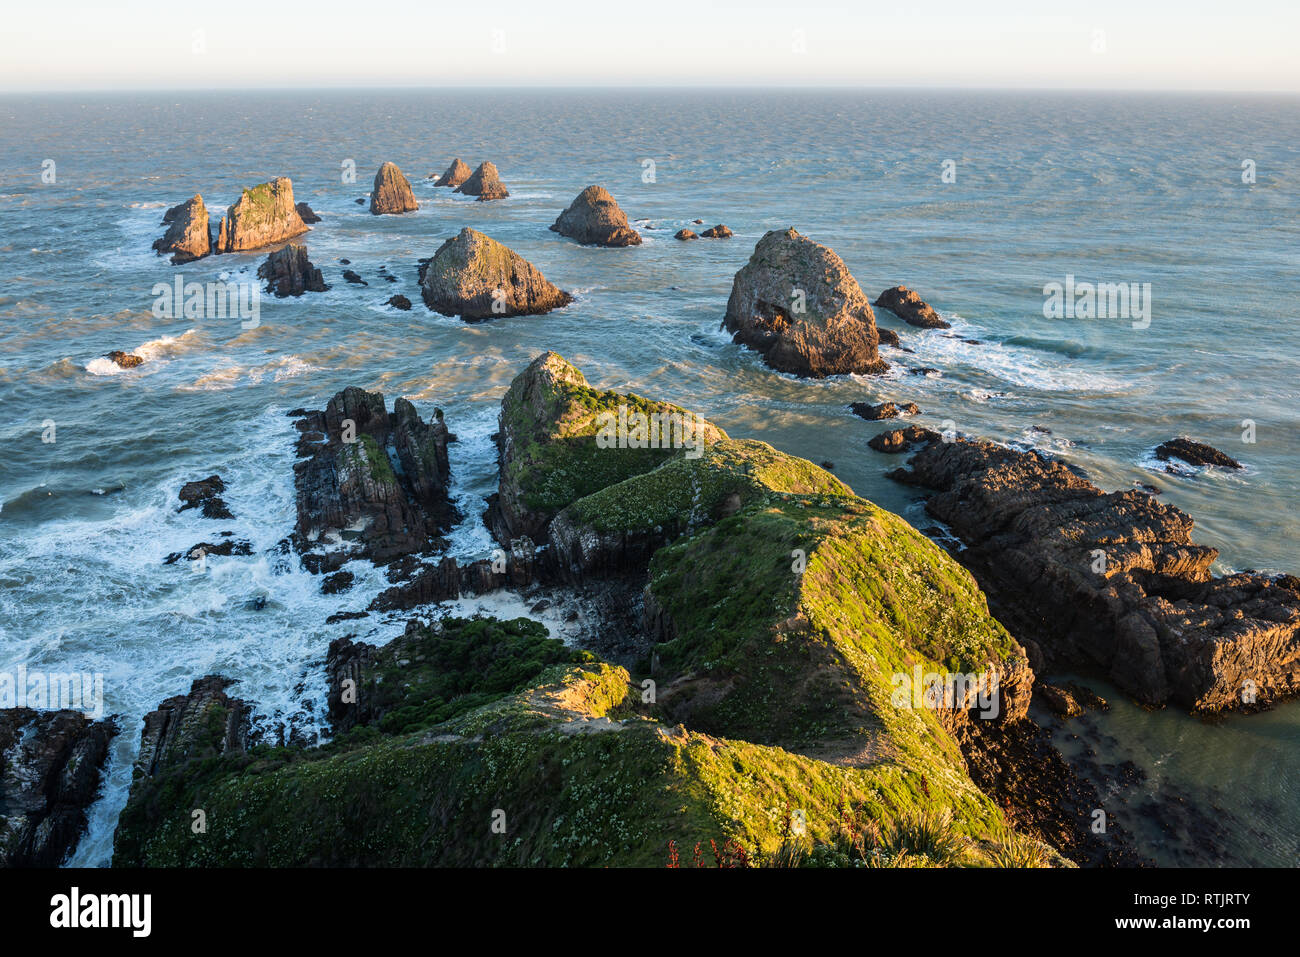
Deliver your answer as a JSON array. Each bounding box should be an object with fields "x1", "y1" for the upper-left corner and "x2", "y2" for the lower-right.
[
  {"x1": 257, "y1": 243, "x2": 328, "y2": 297},
  {"x1": 1155, "y1": 438, "x2": 1243, "y2": 471},
  {"x1": 430, "y1": 158, "x2": 471, "y2": 187},
  {"x1": 874, "y1": 286, "x2": 950, "y2": 329},
  {"x1": 0, "y1": 709, "x2": 117, "y2": 867},
  {"x1": 295, "y1": 201, "x2": 321, "y2": 224},
  {"x1": 550, "y1": 186, "x2": 642, "y2": 247},
  {"x1": 152, "y1": 194, "x2": 211, "y2": 263},
  {"x1": 214, "y1": 177, "x2": 309, "y2": 253},
  {"x1": 292, "y1": 387, "x2": 456, "y2": 567},
  {"x1": 454, "y1": 161, "x2": 509, "y2": 201},
  {"x1": 723, "y1": 228, "x2": 889, "y2": 377},
  {"x1": 418, "y1": 227, "x2": 571, "y2": 321},
  {"x1": 369, "y1": 162, "x2": 418, "y2": 215}
]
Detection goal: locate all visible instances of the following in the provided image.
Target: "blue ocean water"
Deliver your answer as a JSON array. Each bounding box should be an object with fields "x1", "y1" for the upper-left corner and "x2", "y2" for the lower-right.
[{"x1": 0, "y1": 90, "x2": 1296, "y2": 866}]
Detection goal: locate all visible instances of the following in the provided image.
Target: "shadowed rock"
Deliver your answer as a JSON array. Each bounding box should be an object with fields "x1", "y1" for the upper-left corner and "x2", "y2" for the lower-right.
[
  {"x1": 723, "y1": 227, "x2": 889, "y2": 377},
  {"x1": 1155, "y1": 437, "x2": 1243, "y2": 471},
  {"x1": 454, "y1": 161, "x2": 509, "y2": 201},
  {"x1": 430, "y1": 158, "x2": 471, "y2": 187},
  {"x1": 550, "y1": 186, "x2": 642, "y2": 247},
  {"x1": 214, "y1": 178, "x2": 309, "y2": 253},
  {"x1": 386, "y1": 294, "x2": 411, "y2": 310},
  {"x1": 369, "y1": 162, "x2": 418, "y2": 215},
  {"x1": 418, "y1": 227, "x2": 571, "y2": 321},
  {"x1": 295, "y1": 201, "x2": 321, "y2": 224},
  {"x1": 153, "y1": 194, "x2": 211, "y2": 263},
  {"x1": 178, "y1": 473, "x2": 233, "y2": 519},
  {"x1": 874, "y1": 286, "x2": 950, "y2": 329},
  {"x1": 257, "y1": 243, "x2": 328, "y2": 297}
]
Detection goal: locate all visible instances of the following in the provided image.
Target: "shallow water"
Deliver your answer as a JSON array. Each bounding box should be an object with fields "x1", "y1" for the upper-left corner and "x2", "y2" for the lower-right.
[{"x1": 0, "y1": 89, "x2": 1296, "y2": 866}]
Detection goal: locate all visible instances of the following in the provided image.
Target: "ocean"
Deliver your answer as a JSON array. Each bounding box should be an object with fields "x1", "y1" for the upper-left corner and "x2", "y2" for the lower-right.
[{"x1": 0, "y1": 89, "x2": 1296, "y2": 866}]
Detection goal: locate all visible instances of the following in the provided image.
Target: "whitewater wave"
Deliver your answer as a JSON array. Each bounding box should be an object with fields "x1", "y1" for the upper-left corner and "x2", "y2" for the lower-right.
[{"x1": 83, "y1": 328, "x2": 204, "y2": 376}]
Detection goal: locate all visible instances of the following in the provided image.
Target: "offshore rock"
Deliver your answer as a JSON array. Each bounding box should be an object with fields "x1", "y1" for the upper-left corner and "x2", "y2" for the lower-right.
[
  {"x1": 419, "y1": 227, "x2": 571, "y2": 321},
  {"x1": 550, "y1": 186, "x2": 642, "y2": 247}
]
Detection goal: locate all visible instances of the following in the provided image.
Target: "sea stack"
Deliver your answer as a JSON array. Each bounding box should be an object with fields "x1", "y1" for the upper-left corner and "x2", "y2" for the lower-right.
[
  {"x1": 454, "y1": 162, "x2": 509, "y2": 201},
  {"x1": 257, "y1": 243, "x2": 329, "y2": 297},
  {"x1": 214, "y1": 178, "x2": 309, "y2": 253},
  {"x1": 369, "y1": 162, "x2": 418, "y2": 215},
  {"x1": 874, "y1": 286, "x2": 950, "y2": 329},
  {"x1": 430, "y1": 158, "x2": 471, "y2": 187},
  {"x1": 419, "y1": 227, "x2": 571, "y2": 321},
  {"x1": 723, "y1": 227, "x2": 889, "y2": 377},
  {"x1": 550, "y1": 186, "x2": 642, "y2": 247},
  {"x1": 152, "y1": 194, "x2": 212, "y2": 263}
]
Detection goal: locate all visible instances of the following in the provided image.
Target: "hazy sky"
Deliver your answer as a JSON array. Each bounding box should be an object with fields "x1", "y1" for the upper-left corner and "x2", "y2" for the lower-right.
[{"x1": 3, "y1": 1, "x2": 1297, "y2": 92}]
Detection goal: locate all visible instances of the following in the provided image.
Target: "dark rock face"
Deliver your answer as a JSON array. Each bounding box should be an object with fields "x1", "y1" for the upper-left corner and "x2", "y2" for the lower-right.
[
  {"x1": 0, "y1": 709, "x2": 117, "y2": 866},
  {"x1": 369, "y1": 539, "x2": 540, "y2": 612},
  {"x1": 722, "y1": 228, "x2": 889, "y2": 378},
  {"x1": 133, "y1": 676, "x2": 251, "y2": 778},
  {"x1": 342, "y1": 269, "x2": 367, "y2": 285},
  {"x1": 675, "y1": 229, "x2": 698, "y2": 240},
  {"x1": 454, "y1": 161, "x2": 509, "y2": 201},
  {"x1": 292, "y1": 387, "x2": 456, "y2": 567},
  {"x1": 850, "y1": 400, "x2": 920, "y2": 421},
  {"x1": 257, "y1": 243, "x2": 328, "y2": 297},
  {"x1": 163, "y1": 539, "x2": 254, "y2": 564},
  {"x1": 295, "y1": 201, "x2": 321, "y2": 224},
  {"x1": 215, "y1": 177, "x2": 309, "y2": 253},
  {"x1": 700, "y1": 224, "x2": 732, "y2": 238},
  {"x1": 152, "y1": 194, "x2": 212, "y2": 263},
  {"x1": 430, "y1": 158, "x2": 471, "y2": 187},
  {"x1": 386, "y1": 294, "x2": 412, "y2": 311},
  {"x1": 105, "y1": 351, "x2": 144, "y2": 369},
  {"x1": 178, "y1": 474, "x2": 233, "y2": 519},
  {"x1": 874, "y1": 286, "x2": 950, "y2": 329},
  {"x1": 419, "y1": 227, "x2": 571, "y2": 321},
  {"x1": 889, "y1": 436, "x2": 1300, "y2": 712},
  {"x1": 369, "y1": 162, "x2": 418, "y2": 215},
  {"x1": 1155, "y1": 438, "x2": 1243, "y2": 470},
  {"x1": 550, "y1": 186, "x2": 642, "y2": 247},
  {"x1": 868, "y1": 425, "x2": 938, "y2": 453}
]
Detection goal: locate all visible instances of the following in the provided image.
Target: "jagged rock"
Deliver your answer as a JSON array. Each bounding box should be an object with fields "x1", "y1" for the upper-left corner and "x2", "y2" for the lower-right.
[
  {"x1": 1038, "y1": 683, "x2": 1084, "y2": 717},
  {"x1": 131, "y1": 676, "x2": 252, "y2": 778},
  {"x1": 215, "y1": 178, "x2": 309, "y2": 253},
  {"x1": 454, "y1": 161, "x2": 509, "y2": 201},
  {"x1": 850, "y1": 401, "x2": 920, "y2": 421},
  {"x1": 370, "y1": 539, "x2": 540, "y2": 611},
  {"x1": 386, "y1": 294, "x2": 411, "y2": 310},
  {"x1": 868, "y1": 425, "x2": 939, "y2": 453},
  {"x1": 321, "y1": 570, "x2": 354, "y2": 594},
  {"x1": 292, "y1": 387, "x2": 456, "y2": 566},
  {"x1": 418, "y1": 227, "x2": 571, "y2": 321},
  {"x1": 343, "y1": 269, "x2": 366, "y2": 285},
  {"x1": 874, "y1": 286, "x2": 951, "y2": 329},
  {"x1": 888, "y1": 437, "x2": 1300, "y2": 712},
  {"x1": 550, "y1": 186, "x2": 642, "y2": 247},
  {"x1": 178, "y1": 474, "x2": 233, "y2": 519},
  {"x1": 163, "y1": 539, "x2": 254, "y2": 564},
  {"x1": 430, "y1": 158, "x2": 471, "y2": 187},
  {"x1": 369, "y1": 162, "x2": 418, "y2": 215},
  {"x1": 675, "y1": 229, "x2": 698, "y2": 240},
  {"x1": 104, "y1": 351, "x2": 143, "y2": 369},
  {"x1": 0, "y1": 709, "x2": 117, "y2": 867},
  {"x1": 152, "y1": 194, "x2": 211, "y2": 263},
  {"x1": 701, "y1": 224, "x2": 732, "y2": 238},
  {"x1": 910, "y1": 366, "x2": 941, "y2": 376},
  {"x1": 257, "y1": 243, "x2": 328, "y2": 297},
  {"x1": 722, "y1": 228, "x2": 889, "y2": 377},
  {"x1": 295, "y1": 201, "x2": 321, "y2": 224},
  {"x1": 1155, "y1": 438, "x2": 1243, "y2": 470}
]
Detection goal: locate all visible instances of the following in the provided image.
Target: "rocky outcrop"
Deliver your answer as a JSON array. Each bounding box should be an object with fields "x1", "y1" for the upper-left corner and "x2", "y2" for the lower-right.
[
  {"x1": 214, "y1": 178, "x2": 309, "y2": 253},
  {"x1": 0, "y1": 709, "x2": 116, "y2": 867},
  {"x1": 454, "y1": 161, "x2": 509, "y2": 201},
  {"x1": 105, "y1": 351, "x2": 143, "y2": 369},
  {"x1": 869, "y1": 425, "x2": 939, "y2": 453},
  {"x1": 550, "y1": 186, "x2": 642, "y2": 247},
  {"x1": 889, "y1": 436, "x2": 1300, "y2": 712},
  {"x1": 292, "y1": 387, "x2": 455, "y2": 568},
  {"x1": 701, "y1": 224, "x2": 732, "y2": 238},
  {"x1": 419, "y1": 227, "x2": 571, "y2": 321},
  {"x1": 722, "y1": 228, "x2": 889, "y2": 377},
  {"x1": 874, "y1": 286, "x2": 950, "y2": 329},
  {"x1": 343, "y1": 269, "x2": 366, "y2": 285},
  {"x1": 851, "y1": 400, "x2": 920, "y2": 421},
  {"x1": 152, "y1": 194, "x2": 212, "y2": 263},
  {"x1": 132, "y1": 676, "x2": 251, "y2": 778},
  {"x1": 369, "y1": 162, "x2": 418, "y2": 215},
  {"x1": 430, "y1": 158, "x2": 471, "y2": 187},
  {"x1": 386, "y1": 294, "x2": 411, "y2": 310},
  {"x1": 178, "y1": 474, "x2": 233, "y2": 519},
  {"x1": 1155, "y1": 438, "x2": 1243, "y2": 470},
  {"x1": 675, "y1": 229, "x2": 698, "y2": 240},
  {"x1": 369, "y1": 538, "x2": 541, "y2": 612},
  {"x1": 295, "y1": 201, "x2": 321, "y2": 224},
  {"x1": 257, "y1": 243, "x2": 328, "y2": 297}
]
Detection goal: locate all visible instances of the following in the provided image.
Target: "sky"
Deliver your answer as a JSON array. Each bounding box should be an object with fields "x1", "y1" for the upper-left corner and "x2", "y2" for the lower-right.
[{"x1": 2, "y1": 0, "x2": 1297, "y2": 93}]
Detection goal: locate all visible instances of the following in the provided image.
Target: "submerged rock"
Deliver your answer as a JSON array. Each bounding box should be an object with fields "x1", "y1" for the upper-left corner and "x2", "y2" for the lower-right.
[
  {"x1": 418, "y1": 227, "x2": 571, "y2": 321},
  {"x1": 369, "y1": 161, "x2": 418, "y2": 215},
  {"x1": 430, "y1": 157, "x2": 471, "y2": 187},
  {"x1": 700, "y1": 224, "x2": 732, "y2": 238},
  {"x1": 1154, "y1": 437, "x2": 1243, "y2": 470},
  {"x1": 454, "y1": 161, "x2": 509, "y2": 201},
  {"x1": 177, "y1": 473, "x2": 233, "y2": 519},
  {"x1": 257, "y1": 243, "x2": 328, "y2": 297},
  {"x1": 342, "y1": 269, "x2": 366, "y2": 285},
  {"x1": 550, "y1": 186, "x2": 642, "y2": 247},
  {"x1": 214, "y1": 177, "x2": 309, "y2": 253},
  {"x1": 295, "y1": 201, "x2": 321, "y2": 224},
  {"x1": 722, "y1": 228, "x2": 889, "y2": 377},
  {"x1": 104, "y1": 350, "x2": 144, "y2": 369},
  {"x1": 874, "y1": 286, "x2": 951, "y2": 329},
  {"x1": 152, "y1": 194, "x2": 212, "y2": 263},
  {"x1": 0, "y1": 709, "x2": 117, "y2": 867},
  {"x1": 292, "y1": 386, "x2": 456, "y2": 566},
  {"x1": 850, "y1": 400, "x2": 921, "y2": 421}
]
